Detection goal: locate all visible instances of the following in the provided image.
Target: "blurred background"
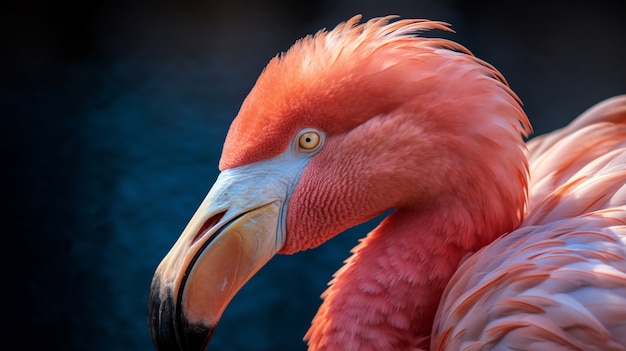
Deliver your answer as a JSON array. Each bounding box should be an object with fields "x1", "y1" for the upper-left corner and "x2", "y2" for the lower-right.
[{"x1": 3, "y1": 0, "x2": 624, "y2": 350}]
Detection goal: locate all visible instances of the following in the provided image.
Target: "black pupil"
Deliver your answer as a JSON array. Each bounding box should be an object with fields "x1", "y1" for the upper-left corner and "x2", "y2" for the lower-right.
[{"x1": 305, "y1": 137, "x2": 311, "y2": 143}]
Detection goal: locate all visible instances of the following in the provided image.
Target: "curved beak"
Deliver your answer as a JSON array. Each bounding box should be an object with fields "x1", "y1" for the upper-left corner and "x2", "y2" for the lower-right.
[{"x1": 148, "y1": 162, "x2": 298, "y2": 350}]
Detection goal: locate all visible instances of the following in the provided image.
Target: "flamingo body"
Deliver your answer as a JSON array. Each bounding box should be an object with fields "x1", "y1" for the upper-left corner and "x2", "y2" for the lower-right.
[{"x1": 147, "y1": 15, "x2": 626, "y2": 351}]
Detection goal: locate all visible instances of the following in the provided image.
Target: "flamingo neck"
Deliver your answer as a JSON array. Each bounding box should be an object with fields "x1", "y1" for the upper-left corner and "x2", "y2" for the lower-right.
[{"x1": 305, "y1": 203, "x2": 501, "y2": 351}]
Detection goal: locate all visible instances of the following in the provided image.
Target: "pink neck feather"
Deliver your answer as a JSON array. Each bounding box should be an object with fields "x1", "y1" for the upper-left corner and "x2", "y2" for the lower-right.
[
  {"x1": 304, "y1": 164, "x2": 526, "y2": 351},
  {"x1": 305, "y1": 205, "x2": 494, "y2": 350}
]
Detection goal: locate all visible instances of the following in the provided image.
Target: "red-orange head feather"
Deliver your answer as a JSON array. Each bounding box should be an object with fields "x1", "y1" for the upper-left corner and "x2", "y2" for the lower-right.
[{"x1": 220, "y1": 15, "x2": 495, "y2": 169}]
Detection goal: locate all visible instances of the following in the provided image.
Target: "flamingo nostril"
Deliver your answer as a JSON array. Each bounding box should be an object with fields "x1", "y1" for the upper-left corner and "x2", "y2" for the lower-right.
[{"x1": 192, "y1": 211, "x2": 226, "y2": 244}]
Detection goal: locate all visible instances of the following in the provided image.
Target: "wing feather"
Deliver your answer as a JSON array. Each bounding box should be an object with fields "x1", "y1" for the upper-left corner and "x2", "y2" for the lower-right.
[{"x1": 432, "y1": 95, "x2": 626, "y2": 350}]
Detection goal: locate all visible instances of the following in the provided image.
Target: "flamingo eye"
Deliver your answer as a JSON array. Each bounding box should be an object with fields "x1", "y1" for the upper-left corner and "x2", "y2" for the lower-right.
[{"x1": 298, "y1": 131, "x2": 322, "y2": 151}]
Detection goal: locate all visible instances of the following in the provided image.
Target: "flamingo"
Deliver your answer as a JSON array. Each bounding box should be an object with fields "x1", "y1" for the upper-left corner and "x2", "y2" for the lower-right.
[{"x1": 148, "y1": 15, "x2": 626, "y2": 351}]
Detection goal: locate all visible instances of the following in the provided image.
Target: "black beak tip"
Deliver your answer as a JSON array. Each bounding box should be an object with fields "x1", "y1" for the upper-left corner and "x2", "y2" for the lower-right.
[
  {"x1": 179, "y1": 322, "x2": 215, "y2": 351},
  {"x1": 148, "y1": 275, "x2": 215, "y2": 351}
]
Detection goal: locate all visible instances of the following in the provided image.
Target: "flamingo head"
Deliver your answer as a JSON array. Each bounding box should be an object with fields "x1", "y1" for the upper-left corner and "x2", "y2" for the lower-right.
[{"x1": 148, "y1": 15, "x2": 530, "y2": 350}]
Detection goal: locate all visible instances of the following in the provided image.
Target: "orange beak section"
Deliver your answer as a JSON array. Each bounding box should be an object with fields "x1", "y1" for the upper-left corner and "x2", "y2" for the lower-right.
[
  {"x1": 182, "y1": 203, "x2": 281, "y2": 326},
  {"x1": 148, "y1": 164, "x2": 292, "y2": 350}
]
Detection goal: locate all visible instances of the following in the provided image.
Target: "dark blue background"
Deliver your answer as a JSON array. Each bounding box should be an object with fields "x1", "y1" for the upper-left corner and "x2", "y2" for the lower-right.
[{"x1": 3, "y1": 1, "x2": 625, "y2": 350}]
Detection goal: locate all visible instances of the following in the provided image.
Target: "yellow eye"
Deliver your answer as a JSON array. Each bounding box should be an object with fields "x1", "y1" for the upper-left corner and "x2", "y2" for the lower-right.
[{"x1": 298, "y1": 131, "x2": 321, "y2": 150}]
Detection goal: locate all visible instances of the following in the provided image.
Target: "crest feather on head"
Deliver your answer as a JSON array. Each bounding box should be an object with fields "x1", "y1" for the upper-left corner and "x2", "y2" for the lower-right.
[{"x1": 220, "y1": 15, "x2": 528, "y2": 170}]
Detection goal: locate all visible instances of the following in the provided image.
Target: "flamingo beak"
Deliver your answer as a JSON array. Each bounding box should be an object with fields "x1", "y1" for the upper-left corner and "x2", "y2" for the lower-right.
[{"x1": 148, "y1": 164, "x2": 292, "y2": 350}]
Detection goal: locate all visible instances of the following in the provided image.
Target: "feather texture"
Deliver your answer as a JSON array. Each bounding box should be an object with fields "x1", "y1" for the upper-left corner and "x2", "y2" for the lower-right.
[{"x1": 432, "y1": 95, "x2": 626, "y2": 351}]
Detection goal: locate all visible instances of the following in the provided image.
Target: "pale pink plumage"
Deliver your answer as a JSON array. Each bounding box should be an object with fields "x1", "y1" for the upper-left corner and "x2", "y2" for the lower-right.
[{"x1": 432, "y1": 96, "x2": 626, "y2": 350}]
